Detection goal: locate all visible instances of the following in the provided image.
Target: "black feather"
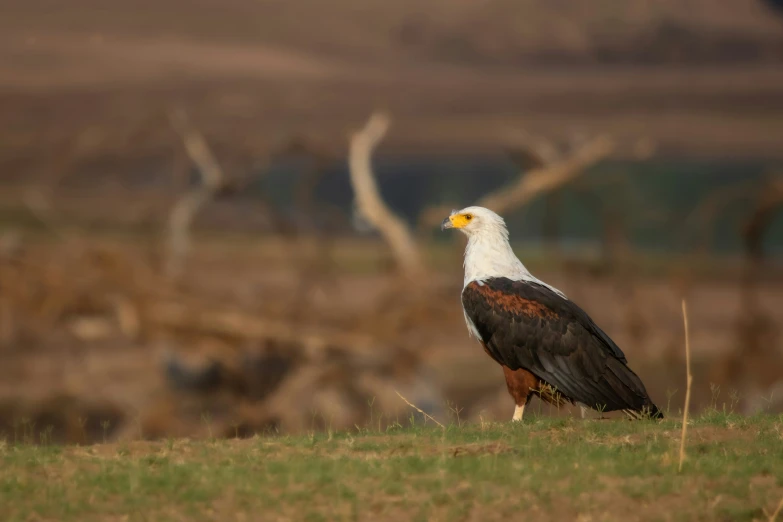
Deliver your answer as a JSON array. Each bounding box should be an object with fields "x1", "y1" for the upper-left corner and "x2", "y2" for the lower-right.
[{"x1": 462, "y1": 278, "x2": 662, "y2": 418}]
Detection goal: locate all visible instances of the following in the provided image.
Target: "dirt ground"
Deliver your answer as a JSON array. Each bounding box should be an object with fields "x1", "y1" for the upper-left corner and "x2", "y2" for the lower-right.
[{"x1": 0, "y1": 232, "x2": 781, "y2": 443}]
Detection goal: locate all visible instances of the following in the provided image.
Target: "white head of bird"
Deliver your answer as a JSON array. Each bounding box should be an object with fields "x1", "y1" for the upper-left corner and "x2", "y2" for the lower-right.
[{"x1": 441, "y1": 206, "x2": 564, "y2": 295}]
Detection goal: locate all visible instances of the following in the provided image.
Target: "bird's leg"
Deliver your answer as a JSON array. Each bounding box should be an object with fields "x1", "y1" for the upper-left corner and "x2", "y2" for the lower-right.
[
  {"x1": 512, "y1": 403, "x2": 525, "y2": 422},
  {"x1": 502, "y1": 366, "x2": 538, "y2": 423}
]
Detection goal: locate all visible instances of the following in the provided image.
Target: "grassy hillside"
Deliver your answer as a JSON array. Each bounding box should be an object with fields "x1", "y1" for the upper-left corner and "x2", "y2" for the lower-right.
[{"x1": 2, "y1": 411, "x2": 782, "y2": 521}]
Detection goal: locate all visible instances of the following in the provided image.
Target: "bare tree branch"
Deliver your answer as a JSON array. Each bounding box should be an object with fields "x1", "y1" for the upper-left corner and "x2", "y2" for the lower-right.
[
  {"x1": 146, "y1": 301, "x2": 381, "y2": 360},
  {"x1": 418, "y1": 135, "x2": 615, "y2": 232},
  {"x1": 742, "y1": 176, "x2": 783, "y2": 263},
  {"x1": 349, "y1": 112, "x2": 425, "y2": 278},
  {"x1": 500, "y1": 127, "x2": 563, "y2": 168},
  {"x1": 679, "y1": 181, "x2": 759, "y2": 255},
  {"x1": 479, "y1": 135, "x2": 615, "y2": 214},
  {"x1": 164, "y1": 109, "x2": 225, "y2": 279}
]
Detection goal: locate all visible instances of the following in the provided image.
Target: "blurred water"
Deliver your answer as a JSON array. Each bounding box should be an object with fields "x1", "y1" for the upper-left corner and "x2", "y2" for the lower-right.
[{"x1": 256, "y1": 155, "x2": 781, "y2": 256}]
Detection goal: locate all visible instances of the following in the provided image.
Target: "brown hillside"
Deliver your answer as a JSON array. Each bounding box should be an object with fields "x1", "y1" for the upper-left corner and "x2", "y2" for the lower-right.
[{"x1": 1, "y1": 0, "x2": 783, "y2": 158}]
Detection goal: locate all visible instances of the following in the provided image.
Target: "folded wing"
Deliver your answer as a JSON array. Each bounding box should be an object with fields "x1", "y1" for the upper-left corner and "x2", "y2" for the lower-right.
[{"x1": 462, "y1": 277, "x2": 660, "y2": 415}]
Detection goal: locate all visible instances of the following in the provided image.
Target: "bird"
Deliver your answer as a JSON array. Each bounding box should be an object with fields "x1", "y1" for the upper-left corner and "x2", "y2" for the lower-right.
[{"x1": 441, "y1": 206, "x2": 663, "y2": 422}]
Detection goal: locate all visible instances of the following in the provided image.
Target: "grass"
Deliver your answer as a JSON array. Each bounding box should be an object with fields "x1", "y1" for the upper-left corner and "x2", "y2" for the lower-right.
[{"x1": 1, "y1": 412, "x2": 782, "y2": 522}]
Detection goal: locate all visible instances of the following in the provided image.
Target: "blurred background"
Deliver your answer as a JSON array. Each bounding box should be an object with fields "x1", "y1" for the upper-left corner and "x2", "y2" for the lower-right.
[{"x1": 1, "y1": 0, "x2": 783, "y2": 443}]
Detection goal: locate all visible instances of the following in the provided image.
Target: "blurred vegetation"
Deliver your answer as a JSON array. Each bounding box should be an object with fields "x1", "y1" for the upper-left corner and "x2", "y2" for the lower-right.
[{"x1": 0, "y1": 0, "x2": 782, "y2": 448}]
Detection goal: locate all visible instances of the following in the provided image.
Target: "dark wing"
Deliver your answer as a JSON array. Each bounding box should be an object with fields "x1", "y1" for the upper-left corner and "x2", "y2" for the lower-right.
[{"x1": 462, "y1": 277, "x2": 660, "y2": 416}]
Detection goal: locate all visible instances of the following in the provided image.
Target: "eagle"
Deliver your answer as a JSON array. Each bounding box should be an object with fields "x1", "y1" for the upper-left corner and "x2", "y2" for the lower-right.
[{"x1": 442, "y1": 206, "x2": 662, "y2": 421}]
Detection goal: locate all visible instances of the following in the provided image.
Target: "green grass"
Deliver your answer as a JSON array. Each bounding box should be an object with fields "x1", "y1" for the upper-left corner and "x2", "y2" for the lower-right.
[{"x1": 1, "y1": 413, "x2": 782, "y2": 521}]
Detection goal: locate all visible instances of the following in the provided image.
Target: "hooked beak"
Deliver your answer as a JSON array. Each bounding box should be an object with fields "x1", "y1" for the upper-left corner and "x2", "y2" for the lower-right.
[{"x1": 441, "y1": 217, "x2": 453, "y2": 231}]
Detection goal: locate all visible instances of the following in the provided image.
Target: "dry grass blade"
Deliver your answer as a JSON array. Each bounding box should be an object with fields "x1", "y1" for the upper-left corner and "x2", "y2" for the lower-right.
[
  {"x1": 679, "y1": 299, "x2": 693, "y2": 473},
  {"x1": 395, "y1": 390, "x2": 445, "y2": 429},
  {"x1": 768, "y1": 495, "x2": 783, "y2": 522}
]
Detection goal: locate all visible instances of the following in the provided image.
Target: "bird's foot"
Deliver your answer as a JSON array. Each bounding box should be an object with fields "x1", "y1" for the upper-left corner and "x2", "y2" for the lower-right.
[{"x1": 511, "y1": 404, "x2": 525, "y2": 422}]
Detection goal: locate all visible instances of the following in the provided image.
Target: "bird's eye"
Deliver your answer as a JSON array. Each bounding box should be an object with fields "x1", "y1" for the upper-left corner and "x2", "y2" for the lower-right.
[{"x1": 465, "y1": 214, "x2": 473, "y2": 220}]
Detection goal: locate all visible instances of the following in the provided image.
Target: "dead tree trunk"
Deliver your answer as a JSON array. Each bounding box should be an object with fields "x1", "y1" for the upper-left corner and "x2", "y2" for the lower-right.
[
  {"x1": 348, "y1": 112, "x2": 425, "y2": 279},
  {"x1": 164, "y1": 109, "x2": 225, "y2": 280}
]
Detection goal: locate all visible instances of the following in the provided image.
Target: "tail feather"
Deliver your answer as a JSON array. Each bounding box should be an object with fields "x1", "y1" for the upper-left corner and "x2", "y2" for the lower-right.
[
  {"x1": 645, "y1": 403, "x2": 664, "y2": 419},
  {"x1": 603, "y1": 357, "x2": 663, "y2": 419}
]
